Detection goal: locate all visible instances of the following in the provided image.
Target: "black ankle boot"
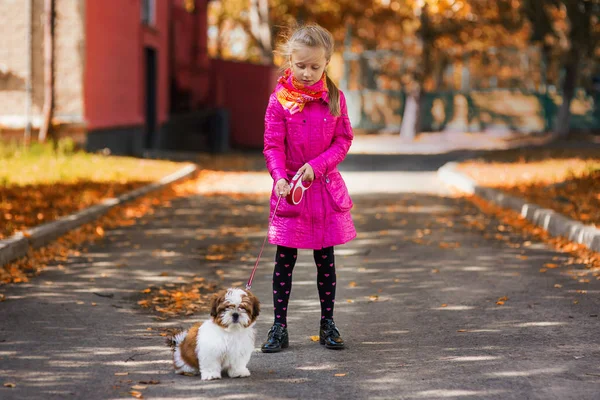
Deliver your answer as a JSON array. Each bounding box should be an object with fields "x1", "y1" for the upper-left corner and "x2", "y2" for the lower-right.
[
  {"x1": 319, "y1": 318, "x2": 345, "y2": 350},
  {"x1": 261, "y1": 323, "x2": 289, "y2": 353}
]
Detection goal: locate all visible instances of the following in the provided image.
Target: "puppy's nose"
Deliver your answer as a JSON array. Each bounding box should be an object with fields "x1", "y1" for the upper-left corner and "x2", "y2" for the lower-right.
[{"x1": 232, "y1": 312, "x2": 240, "y2": 321}]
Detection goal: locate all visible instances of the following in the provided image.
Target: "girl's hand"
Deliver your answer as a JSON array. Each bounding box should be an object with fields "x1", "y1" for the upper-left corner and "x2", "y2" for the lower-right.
[
  {"x1": 297, "y1": 163, "x2": 315, "y2": 182},
  {"x1": 275, "y1": 179, "x2": 291, "y2": 197}
]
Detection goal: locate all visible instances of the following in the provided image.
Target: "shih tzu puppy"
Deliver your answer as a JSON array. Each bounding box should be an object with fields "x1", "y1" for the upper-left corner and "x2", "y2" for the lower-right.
[{"x1": 167, "y1": 288, "x2": 260, "y2": 380}]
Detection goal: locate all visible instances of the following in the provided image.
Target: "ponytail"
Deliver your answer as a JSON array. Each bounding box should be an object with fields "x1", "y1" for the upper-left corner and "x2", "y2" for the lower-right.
[{"x1": 326, "y1": 75, "x2": 341, "y2": 117}]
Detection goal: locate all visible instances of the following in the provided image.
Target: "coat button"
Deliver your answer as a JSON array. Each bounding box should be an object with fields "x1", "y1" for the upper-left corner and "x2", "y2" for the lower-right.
[{"x1": 325, "y1": 177, "x2": 330, "y2": 183}]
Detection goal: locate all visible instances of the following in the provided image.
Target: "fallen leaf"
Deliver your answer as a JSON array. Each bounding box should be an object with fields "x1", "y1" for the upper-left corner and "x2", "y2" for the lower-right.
[
  {"x1": 544, "y1": 263, "x2": 559, "y2": 269},
  {"x1": 441, "y1": 304, "x2": 448, "y2": 307},
  {"x1": 131, "y1": 385, "x2": 147, "y2": 390},
  {"x1": 554, "y1": 284, "x2": 563, "y2": 288},
  {"x1": 457, "y1": 329, "x2": 467, "y2": 332},
  {"x1": 115, "y1": 372, "x2": 129, "y2": 376},
  {"x1": 130, "y1": 390, "x2": 144, "y2": 399},
  {"x1": 0, "y1": 294, "x2": 5, "y2": 302},
  {"x1": 3, "y1": 383, "x2": 16, "y2": 388},
  {"x1": 310, "y1": 336, "x2": 320, "y2": 342},
  {"x1": 368, "y1": 295, "x2": 379, "y2": 302},
  {"x1": 346, "y1": 299, "x2": 354, "y2": 303},
  {"x1": 334, "y1": 373, "x2": 347, "y2": 377},
  {"x1": 517, "y1": 255, "x2": 528, "y2": 260},
  {"x1": 348, "y1": 281, "x2": 357, "y2": 288}
]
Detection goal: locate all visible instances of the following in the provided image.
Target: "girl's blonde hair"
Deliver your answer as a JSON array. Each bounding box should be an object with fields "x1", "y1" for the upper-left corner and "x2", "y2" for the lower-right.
[{"x1": 275, "y1": 23, "x2": 341, "y2": 116}]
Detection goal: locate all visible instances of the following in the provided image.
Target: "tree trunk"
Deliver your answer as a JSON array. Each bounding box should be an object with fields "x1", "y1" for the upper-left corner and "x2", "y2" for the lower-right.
[
  {"x1": 39, "y1": 0, "x2": 54, "y2": 143},
  {"x1": 400, "y1": 4, "x2": 432, "y2": 140},
  {"x1": 249, "y1": 0, "x2": 272, "y2": 64},
  {"x1": 555, "y1": 46, "x2": 579, "y2": 138}
]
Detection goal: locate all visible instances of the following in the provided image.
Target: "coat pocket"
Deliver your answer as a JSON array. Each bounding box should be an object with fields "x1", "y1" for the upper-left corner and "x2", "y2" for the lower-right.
[
  {"x1": 271, "y1": 189, "x2": 305, "y2": 218},
  {"x1": 324, "y1": 172, "x2": 353, "y2": 212}
]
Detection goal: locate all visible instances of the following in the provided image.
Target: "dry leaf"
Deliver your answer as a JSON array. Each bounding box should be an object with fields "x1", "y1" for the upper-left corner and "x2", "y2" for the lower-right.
[
  {"x1": 368, "y1": 295, "x2": 379, "y2": 302},
  {"x1": 115, "y1": 372, "x2": 129, "y2": 376},
  {"x1": 517, "y1": 255, "x2": 528, "y2": 260},
  {"x1": 310, "y1": 336, "x2": 320, "y2": 342},
  {"x1": 554, "y1": 284, "x2": 563, "y2": 288},
  {"x1": 346, "y1": 299, "x2": 354, "y2": 303},
  {"x1": 441, "y1": 304, "x2": 448, "y2": 307},
  {"x1": 457, "y1": 329, "x2": 467, "y2": 332},
  {"x1": 348, "y1": 281, "x2": 357, "y2": 288},
  {"x1": 3, "y1": 383, "x2": 16, "y2": 388},
  {"x1": 0, "y1": 294, "x2": 6, "y2": 302},
  {"x1": 131, "y1": 385, "x2": 147, "y2": 390},
  {"x1": 539, "y1": 268, "x2": 548, "y2": 273},
  {"x1": 334, "y1": 373, "x2": 347, "y2": 377},
  {"x1": 544, "y1": 263, "x2": 559, "y2": 269},
  {"x1": 130, "y1": 390, "x2": 143, "y2": 399},
  {"x1": 96, "y1": 226, "x2": 105, "y2": 237}
]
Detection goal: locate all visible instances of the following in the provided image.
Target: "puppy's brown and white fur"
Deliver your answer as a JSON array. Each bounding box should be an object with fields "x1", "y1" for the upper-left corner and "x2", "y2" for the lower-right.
[{"x1": 168, "y1": 288, "x2": 260, "y2": 380}]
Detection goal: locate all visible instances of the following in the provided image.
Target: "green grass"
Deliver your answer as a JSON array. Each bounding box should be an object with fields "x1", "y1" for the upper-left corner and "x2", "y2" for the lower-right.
[{"x1": 0, "y1": 139, "x2": 188, "y2": 186}]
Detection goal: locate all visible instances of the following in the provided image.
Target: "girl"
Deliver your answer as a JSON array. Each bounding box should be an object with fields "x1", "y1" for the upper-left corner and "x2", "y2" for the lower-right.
[{"x1": 261, "y1": 24, "x2": 356, "y2": 353}]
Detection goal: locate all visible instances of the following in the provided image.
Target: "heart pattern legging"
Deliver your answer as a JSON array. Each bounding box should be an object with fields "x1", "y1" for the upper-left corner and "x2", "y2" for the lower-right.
[{"x1": 272, "y1": 245, "x2": 336, "y2": 327}]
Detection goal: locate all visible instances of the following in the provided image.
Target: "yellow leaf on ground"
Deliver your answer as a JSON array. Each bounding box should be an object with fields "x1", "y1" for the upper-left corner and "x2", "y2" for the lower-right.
[
  {"x1": 96, "y1": 226, "x2": 105, "y2": 237},
  {"x1": 544, "y1": 263, "x2": 559, "y2": 269},
  {"x1": 130, "y1": 390, "x2": 144, "y2": 399},
  {"x1": 348, "y1": 281, "x2": 357, "y2": 288},
  {"x1": 441, "y1": 304, "x2": 448, "y2": 307},
  {"x1": 334, "y1": 373, "x2": 347, "y2": 377},
  {"x1": 310, "y1": 336, "x2": 320, "y2": 342},
  {"x1": 114, "y1": 372, "x2": 129, "y2": 376},
  {"x1": 4, "y1": 383, "x2": 16, "y2": 388},
  {"x1": 554, "y1": 284, "x2": 563, "y2": 288},
  {"x1": 517, "y1": 255, "x2": 528, "y2": 260},
  {"x1": 131, "y1": 385, "x2": 147, "y2": 390}
]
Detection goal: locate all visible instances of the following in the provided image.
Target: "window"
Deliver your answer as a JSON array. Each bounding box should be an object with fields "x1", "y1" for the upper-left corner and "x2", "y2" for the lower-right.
[{"x1": 141, "y1": 0, "x2": 155, "y2": 25}]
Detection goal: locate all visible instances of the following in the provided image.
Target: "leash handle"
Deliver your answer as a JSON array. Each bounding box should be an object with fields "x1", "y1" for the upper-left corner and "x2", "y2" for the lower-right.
[{"x1": 246, "y1": 194, "x2": 282, "y2": 290}]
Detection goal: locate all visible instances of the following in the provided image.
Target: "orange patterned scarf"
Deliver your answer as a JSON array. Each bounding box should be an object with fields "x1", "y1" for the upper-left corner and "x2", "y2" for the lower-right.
[{"x1": 276, "y1": 69, "x2": 328, "y2": 114}]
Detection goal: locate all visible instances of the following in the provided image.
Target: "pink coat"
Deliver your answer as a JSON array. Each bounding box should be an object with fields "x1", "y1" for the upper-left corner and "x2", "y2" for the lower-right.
[{"x1": 263, "y1": 84, "x2": 357, "y2": 250}]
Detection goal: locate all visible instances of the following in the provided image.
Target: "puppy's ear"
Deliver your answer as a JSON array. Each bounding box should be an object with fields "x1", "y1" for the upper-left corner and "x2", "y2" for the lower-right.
[
  {"x1": 248, "y1": 291, "x2": 260, "y2": 319},
  {"x1": 209, "y1": 292, "x2": 222, "y2": 318}
]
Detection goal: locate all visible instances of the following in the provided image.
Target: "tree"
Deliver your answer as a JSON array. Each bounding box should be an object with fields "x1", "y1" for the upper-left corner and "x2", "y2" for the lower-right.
[
  {"x1": 523, "y1": 0, "x2": 599, "y2": 137},
  {"x1": 249, "y1": 0, "x2": 273, "y2": 63},
  {"x1": 39, "y1": 0, "x2": 54, "y2": 143}
]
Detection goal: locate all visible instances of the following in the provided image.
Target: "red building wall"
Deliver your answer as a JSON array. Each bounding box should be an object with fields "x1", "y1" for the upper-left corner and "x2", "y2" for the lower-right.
[
  {"x1": 84, "y1": 0, "x2": 174, "y2": 131},
  {"x1": 84, "y1": 0, "x2": 145, "y2": 130},
  {"x1": 212, "y1": 59, "x2": 279, "y2": 148}
]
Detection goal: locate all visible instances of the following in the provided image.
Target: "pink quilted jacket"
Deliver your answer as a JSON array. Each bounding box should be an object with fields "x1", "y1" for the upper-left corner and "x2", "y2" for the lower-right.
[{"x1": 263, "y1": 84, "x2": 356, "y2": 250}]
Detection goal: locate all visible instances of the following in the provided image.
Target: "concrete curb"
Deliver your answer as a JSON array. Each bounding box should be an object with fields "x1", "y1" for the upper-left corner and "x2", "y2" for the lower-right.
[
  {"x1": 0, "y1": 164, "x2": 198, "y2": 267},
  {"x1": 438, "y1": 161, "x2": 600, "y2": 253}
]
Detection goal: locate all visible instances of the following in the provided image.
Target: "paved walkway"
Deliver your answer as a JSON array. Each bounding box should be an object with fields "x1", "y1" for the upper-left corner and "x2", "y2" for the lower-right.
[{"x1": 1, "y1": 152, "x2": 599, "y2": 399}]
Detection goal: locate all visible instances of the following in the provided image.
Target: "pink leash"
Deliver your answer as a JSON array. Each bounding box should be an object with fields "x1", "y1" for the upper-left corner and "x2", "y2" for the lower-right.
[{"x1": 246, "y1": 194, "x2": 282, "y2": 290}]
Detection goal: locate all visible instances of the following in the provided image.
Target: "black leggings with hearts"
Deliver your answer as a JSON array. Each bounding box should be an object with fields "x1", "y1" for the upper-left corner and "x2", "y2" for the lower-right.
[{"x1": 272, "y1": 245, "x2": 336, "y2": 328}]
